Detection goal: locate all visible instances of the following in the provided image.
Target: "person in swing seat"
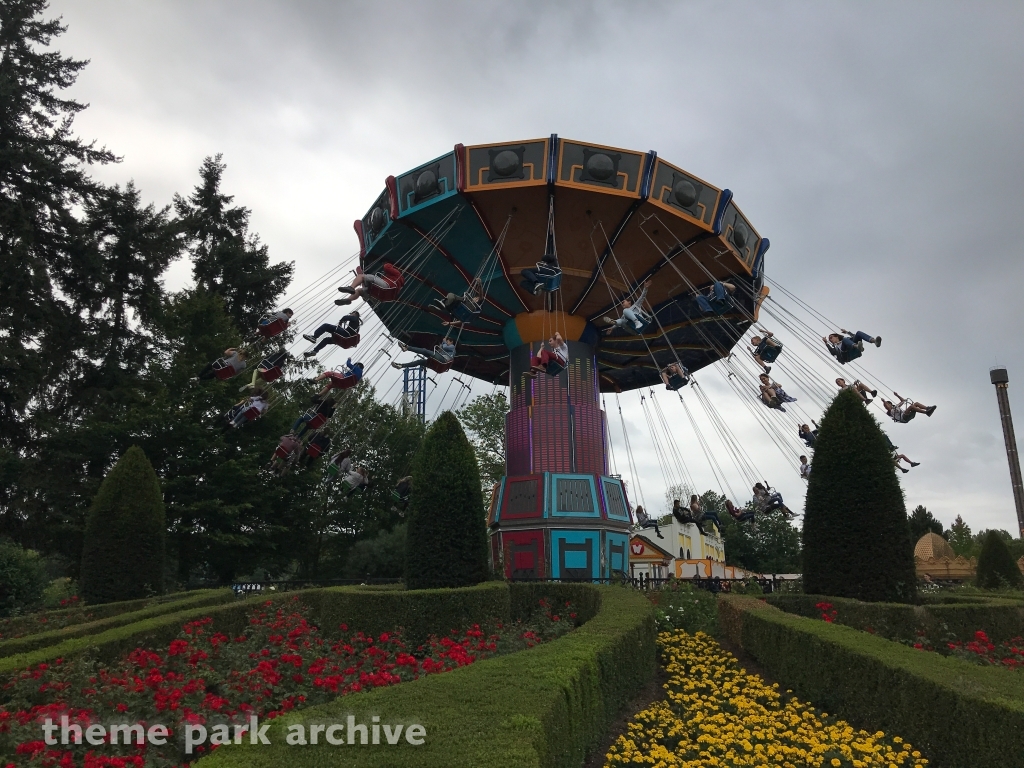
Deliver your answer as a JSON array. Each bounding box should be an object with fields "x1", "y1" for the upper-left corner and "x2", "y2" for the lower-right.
[
  {"x1": 749, "y1": 329, "x2": 783, "y2": 373},
  {"x1": 633, "y1": 505, "x2": 665, "y2": 538},
  {"x1": 882, "y1": 393, "x2": 936, "y2": 423},
  {"x1": 336, "y1": 263, "x2": 404, "y2": 305},
  {"x1": 601, "y1": 280, "x2": 651, "y2": 334},
  {"x1": 823, "y1": 329, "x2": 880, "y2": 364},
  {"x1": 302, "y1": 311, "x2": 360, "y2": 357},
  {"x1": 525, "y1": 333, "x2": 569, "y2": 378},
  {"x1": 392, "y1": 338, "x2": 456, "y2": 368},
  {"x1": 836, "y1": 377, "x2": 876, "y2": 403},
  {"x1": 661, "y1": 362, "x2": 690, "y2": 390}
]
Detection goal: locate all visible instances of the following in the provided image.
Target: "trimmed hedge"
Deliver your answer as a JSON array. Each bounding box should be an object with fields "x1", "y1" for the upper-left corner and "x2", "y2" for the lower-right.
[
  {"x1": 195, "y1": 584, "x2": 656, "y2": 768},
  {"x1": 0, "y1": 590, "x2": 215, "y2": 640},
  {"x1": 720, "y1": 595, "x2": 1024, "y2": 768},
  {"x1": 0, "y1": 589, "x2": 234, "y2": 658},
  {"x1": 767, "y1": 592, "x2": 1024, "y2": 643}
]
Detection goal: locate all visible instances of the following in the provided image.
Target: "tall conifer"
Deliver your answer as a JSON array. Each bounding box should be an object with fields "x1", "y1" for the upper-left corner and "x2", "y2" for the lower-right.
[
  {"x1": 80, "y1": 446, "x2": 166, "y2": 603},
  {"x1": 405, "y1": 412, "x2": 488, "y2": 589},
  {"x1": 803, "y1": 389, "x2": 916, "y2": 602}
]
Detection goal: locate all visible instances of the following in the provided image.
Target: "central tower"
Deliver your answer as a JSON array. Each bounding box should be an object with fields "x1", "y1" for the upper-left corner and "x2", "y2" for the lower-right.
[{"x1": 488, "y1": 311, "x2": 632, "y2": 580}]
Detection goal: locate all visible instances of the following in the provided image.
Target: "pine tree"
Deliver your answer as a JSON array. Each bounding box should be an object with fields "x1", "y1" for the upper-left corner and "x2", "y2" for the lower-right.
[
  {"x1": 947, "y1": 514, "x2": 973, "y2": 556},
  {"x1": 803, "y1": 389, "x2": 916, "y2": 602},
  {"x1": 174, "y1": 155, "x2": 293, "y2": 331},
  {"x1": 975, "y1": 530, "x2": 1024, "y2": 589},
  {"x1": 405, "y1": 412, "x2": 488, "y2": 589},
  {"x1": 908, "y1": 505, "x2": 944, "y2": 543},
  {"x1": 0, "y1": 0, "x2": 116, "y2": 461},
  {"x1": 79, "y1": 446, "x2": 166, "y2": 603}
]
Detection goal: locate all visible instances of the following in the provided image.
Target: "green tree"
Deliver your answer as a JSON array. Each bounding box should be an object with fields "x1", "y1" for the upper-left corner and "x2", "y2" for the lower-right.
[
  {"x1": 802, "y1": 389, "x2": 916, "y2": 602},
  {"x1": 79, "y1": 446, "x2": 166, "y2": 603},
  {"x1": 405, "y1": 412, "x2": 488, "y2": 589},
  {"x1": 974, "y1": 530, "x2": 1024, "y2": 589},
  {"x1": 0, "y1": 0, "x2": 116, "y2": 540},
  {"x1": 947, "y1": 514, "x2": 973, "y2": 556},
  {"x1": 457, "y1": 392, "x2": 507, "y2": 497},
  {"x1": 174, "y1": 155, "x2": 293, "y2": 331},
  {"x1": 0, "y1": 539, "x2": 49, "y2": 616},
  {"x1": 908, "y1": 505, "x2": 944, "y2": 544},
  {"x1": 704, "y1": 491, "x2": 802, "y2": 574},
  {"x1": 343, "y1": 524, "x2": 407, "y2": 579}
]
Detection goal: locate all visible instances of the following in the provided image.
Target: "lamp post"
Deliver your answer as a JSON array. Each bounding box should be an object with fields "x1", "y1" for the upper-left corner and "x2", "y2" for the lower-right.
[{"x1": 990, "y1": 368, "x2": 1024, "y2": 538}]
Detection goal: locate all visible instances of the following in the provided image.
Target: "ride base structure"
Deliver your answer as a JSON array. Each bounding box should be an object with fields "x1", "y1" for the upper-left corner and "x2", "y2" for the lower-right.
[{"x1": 357, "y1": 136, "x2": 768, "y2": 581}]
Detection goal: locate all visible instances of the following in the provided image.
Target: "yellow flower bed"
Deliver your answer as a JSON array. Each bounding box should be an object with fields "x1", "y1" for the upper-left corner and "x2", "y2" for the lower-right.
[{"x1": 605, "y1": 630, "x2": 927, "y2": 768}]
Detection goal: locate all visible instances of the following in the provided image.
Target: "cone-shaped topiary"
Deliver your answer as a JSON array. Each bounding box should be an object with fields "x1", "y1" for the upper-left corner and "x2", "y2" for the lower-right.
[
  {"x1": 803, "y1": 389, "x2": 916, "y2": 602},
  {"x1": 405, "y1": 411, "x2": 488, "y2": 589},
  {"x1": 80, "y1": 446, "x2": 166, "y2": 603},
  {"x1": 975, "y1": 530, "x2": 1024, "y2": 589}
]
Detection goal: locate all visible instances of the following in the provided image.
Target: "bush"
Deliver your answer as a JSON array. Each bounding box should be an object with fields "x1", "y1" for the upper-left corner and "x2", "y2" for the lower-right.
[
  {"x1": 405, "y1": 412, "x2": 488, "y2": 589},
  {"x1": 343, "y1": 524, "x2": 406, "y2": 579},
  {"x1": 652, "y1": 583, "x2": 719, "y2": 634},
  {"x1": 79, "y1": 446, "x2": 166, "y2": 604},
  {"x1": 802, "y1": 389, "x2": 916, "y2": 602},
  {"x1": 41, "y1": 578, "x2": 77, "y2": 609},
  {"x1": 975, "y1": 529, "x2": 1024, "y2": 590},
  {"x1": 0, "y1": 540, "x2": 49, "y2": 617},
  {"x1": 719, "y1": 594, "x2": 1024, "y2": 768}
]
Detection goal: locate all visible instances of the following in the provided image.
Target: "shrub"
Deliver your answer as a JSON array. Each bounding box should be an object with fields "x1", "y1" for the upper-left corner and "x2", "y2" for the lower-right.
[
  {"x1": 802, "y1": 388, "x2": 916, "y2": 602},
  {"x1": 0, "y1": 540, "x2": 49, "y2": 617},
  {"x1": 652, "y1": 583, "x2": 719, "y2": 635},
  {"x1": 41, "y1": 578, "x2": 77, "y2": 609},
  {"x1": 405, "y1": 411, "x2": 488, "y2": 589},
  {"x1": 79, "y1": 446, "x2": 166, "y2": 604},
  {"x1": 975, "y1": 530, "x2": 1024, "y2": 590}
]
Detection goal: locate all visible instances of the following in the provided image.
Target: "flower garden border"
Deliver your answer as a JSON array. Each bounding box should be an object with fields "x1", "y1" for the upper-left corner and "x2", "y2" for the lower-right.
[
  {"x1": 719, "y1": 594, "x2": 1024, "y2": 768},
  {"x1": 766, "y1": 592, "x2": 1024, "y2": 643},
  {"x1": 0, "y1": 589, "x2": 235, "y2": 659}
]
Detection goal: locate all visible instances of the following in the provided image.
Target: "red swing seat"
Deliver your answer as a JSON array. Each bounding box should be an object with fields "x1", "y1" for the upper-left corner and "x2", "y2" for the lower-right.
[
  {"x1": 213, "y1": 359, "x2": 243, "y2": 381},
  {"x1": 242, "y1": 406, "x2": 263, "y2": 422},
  {"x1": 257, "y1": 316, "x2": 289, "y2": 339},
  {"x1": 331, "y1": 332, "x2": 360, "y2": 349},
  {"x1": 306, "y1": 442, "x2": 328, "y2": 460},
  {"x1": 257, "y1": 361, "x2": 284, "y2": 383},
  {"x1": 273, "y1": 439, "x2": 300, "y2": 460},
  {"x1": 306, "y1": 412, "x2": 329, "y2": 430},
  {"x1": 325, "y1": 370, "x2": 359, "y2": 391},
  {"x1": 368, "y1": 282, "x2": 401, "y2": 302}
]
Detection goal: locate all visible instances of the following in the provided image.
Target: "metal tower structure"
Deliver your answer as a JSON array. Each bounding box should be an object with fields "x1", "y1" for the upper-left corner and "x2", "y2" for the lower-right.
[
  {"x1": 402, "y1": 364, "x2": 427, "y2": 422},
  {"x1": 990, "y1": 367, "x2": 1024, "y2": 538}
]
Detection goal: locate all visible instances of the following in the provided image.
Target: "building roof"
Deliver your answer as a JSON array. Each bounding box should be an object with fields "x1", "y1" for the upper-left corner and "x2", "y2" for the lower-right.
[{"x1": 914, "y1": 532, "x2": 955, "y2": 561}]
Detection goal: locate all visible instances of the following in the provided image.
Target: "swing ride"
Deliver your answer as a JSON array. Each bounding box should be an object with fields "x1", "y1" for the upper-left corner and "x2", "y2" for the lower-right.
[{"x1": 195, "y1": 134, "x2": 940, "y2": 584}]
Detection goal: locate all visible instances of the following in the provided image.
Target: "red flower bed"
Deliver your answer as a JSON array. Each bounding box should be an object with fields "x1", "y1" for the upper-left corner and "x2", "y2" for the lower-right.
[{"x1": 0, "y1": 597, "x2": 575, "y2": 766}]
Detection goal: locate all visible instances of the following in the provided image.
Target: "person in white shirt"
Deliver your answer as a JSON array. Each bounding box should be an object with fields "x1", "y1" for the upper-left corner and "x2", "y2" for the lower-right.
[
  {"x1": 883, "y1": 393, "x2": 936, "y2": 424},
  {"x1": 799, "y1": 455, "x2": 812, "y2": 480}
]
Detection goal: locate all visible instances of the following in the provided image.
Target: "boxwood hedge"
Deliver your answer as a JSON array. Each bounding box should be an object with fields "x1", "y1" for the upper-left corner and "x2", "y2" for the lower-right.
[
  {"x1": 195, "y1": 583, "x2": 654, "y2": 768},
  {"x1": 767, "y1": 592, "x2": 1024, "y2": 643},
  {"x1": 720, "y1": 594, "x2": 1024, "y2": 768}
]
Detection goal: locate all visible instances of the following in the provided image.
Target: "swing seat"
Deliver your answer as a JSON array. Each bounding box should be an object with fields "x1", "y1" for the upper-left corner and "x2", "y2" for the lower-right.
[
  {"x1": 242, "y1": 406, "x2": 262, "y2": 422},
  {"x1": 331, "y1": 331, "x2": 360, "y2": 349},
  {"x1": 536, "y1": 266, "x2": 562, "y2": 292},
  {"x1": 839, "y1": 346, "x2": 863, "y2": 364},
  {"x1": 759, "y1": 343, "x2": 782, "y2": 363},
  {"x1": 392, "y1": 489, "x2": 410, "y2": 503},
  {"x1": 273, "y1": 442, "x2": 298, "y2": 460},
  {"x1": 451, "y1": 303, "x2": 480, "y2": 323},
  {"x1": 325, "y1": 371, "x2": 359, "y2": 390},
  {"x1": 257, "y1": 362, "x2": 284, "y2": 383},
  {"x1": 368, "y1": 281, "x2": 401, "y2": 302},
  {"x1": 544, "y1": 356, "x2": 567, "y2": 376},
  {"x1": 666, "y1": 373, "x2": 687, "y2": 391},
  {"x1": 624, "y1": 315, "x2": 650, "y2": 335},
  {"x1": 306, "y1": 412, "x2": 329, "y2": 430},
  {"x1": 213, "y1": 359, "x2": 243, "y2": 381},
  {"x1": 425, "y1": 357, "x2": 453, "y2": 374},
  {"x1": 257, "y1": 316, "x2": 288, "y2": 339},
  {"x1": 306, "y1": 443, "x2": 327, "y2": 460}
]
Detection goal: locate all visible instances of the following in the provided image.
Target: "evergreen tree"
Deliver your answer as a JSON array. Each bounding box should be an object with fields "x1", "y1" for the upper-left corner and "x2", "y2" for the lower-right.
[
  {"x1": 405, "y1": 412, "x2": 488, "y2": 589},
  {"x1": 174, "y1": 155, "x2": 293, "y2": 331},
  {"x1": 908, "y1": 505, "x2": 944, "y2": 544},
  {"x1": 802, "y1": 389, "x2": 916, "y2": 602},
  {"x1": 975, "y1": 530, "x2": 1024, "y2": 589},
  {"x1": 0, "y1": 0, "x2": 116, "y2": 534},
  {"x1": 79, "y1": 446, "x2": 165, "y2": 603},
  {"x1": 947, "y1": 514, "x2": 973, "y2": 556}
]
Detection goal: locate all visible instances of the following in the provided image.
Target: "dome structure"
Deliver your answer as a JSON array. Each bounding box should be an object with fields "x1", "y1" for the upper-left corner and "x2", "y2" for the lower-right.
[{"x1": 914, "y1": 532, "x2": 956, "y2": 561}]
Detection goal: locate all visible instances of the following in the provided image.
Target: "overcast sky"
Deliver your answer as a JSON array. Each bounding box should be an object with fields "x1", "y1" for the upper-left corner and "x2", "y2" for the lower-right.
[{"x1": 47, "y1": 0, "x2": 1024, "y2": 536}]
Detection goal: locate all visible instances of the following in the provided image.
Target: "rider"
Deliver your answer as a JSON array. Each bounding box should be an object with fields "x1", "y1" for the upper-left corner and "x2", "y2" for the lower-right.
[
  {"x1": 883, "y1": 393, "x2": 937, "y2": 423},
  {"x1": 823, "y1": 329, "x2": 880, "y2": 364},
  {"x1": 836, "y1": 377, "x2": 877, "y2": 403},
  {"x1": 753, "y1": 482, "x2": 794, "y2": 517},
  {"x1": 336, "y1": 263, "x2": 404, "y2": 305},
  {"x1": 526, "y1": 333, "x2": 569, "y2": 378},
  {"x1": 392, "y1": 338, "x2": 456, "y2": 369},
  {"x1": 799, "y1": 422, "x2": 819, "y2": 448},
  {"x1": 240, "y1": 350, "x2": 289, "y2": 392},
  {"x1": 312, "y1": 359, "x2": 364, "y2": 398},
  {"x1": 519, "y1": 250, "x2": 560, "y2": 295},
  {"x1": 342, "y1": 465, "x2": 371, "y2": 496},
  {"x1": 257, "y1": 308, "x2": 293, "y2": 333},
  {"x1": 196, "y1": 348, "x2": 247, "y2": 381},
  {"x1": 883, "y1": 434, "x2": 921, "y2": 473},
  {"x1": 749, "y1": 329, "x2": 783, "y2": 374},
  {"x1": 223, "y1": 391, "x2": 269, "y2": 430},
  {"x1": 292, "y1": 397, "x2": 336, "y2": 437},
  {"x1": 725, "y1": 499, "x2": 755, "y2": 523},
  {"x1": 602, "y1": 280, "x2": 651, "y2": 334},
  {"x1": 759, "y1": 373, "x2": 796, "y2": 405},
  {"x1": 438, "y1": 278, "x2": 484, "y2": 320},
  {"x1": 695, "y1": 281, "x2": 736, "y2": 314},
  {"x1": 392, "y1": 475, "x2": 413, "y2": 512},
  {"x1": 301, "y1": 432, "x2": 332, "y2": 467},
  {"x1": 689, "y1": 494, "x2": 722, "y2": 535},
  {"x1": 661, "y1": 362, "x2": 690, "y2": 391},
  {"x1": 267, "y1": 433, "x2": 302, "y2": 474},
  {"x1": 634, "y1": 506, "x2": 664, "y2": 539},
  {"x1": 799, "y1": 455, "x2": 812, "y2": 480},
  {"x1": 302, "y1": 311, "x2": 360, "y2": 357}
]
